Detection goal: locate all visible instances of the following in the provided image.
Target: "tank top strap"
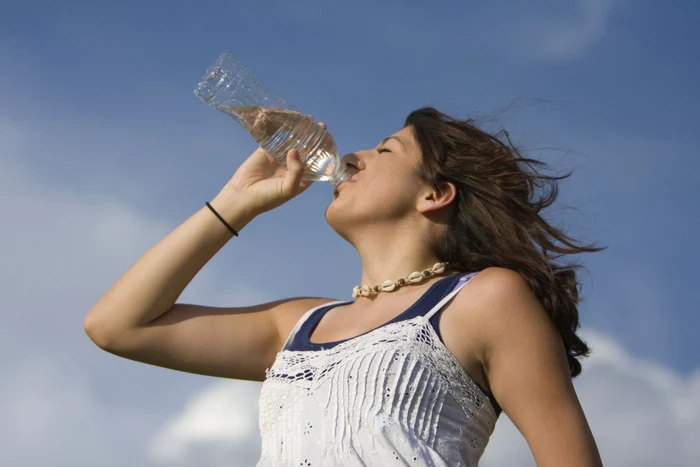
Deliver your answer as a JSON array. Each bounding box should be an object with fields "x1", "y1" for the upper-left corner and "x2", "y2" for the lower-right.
[
  {"x1": 424, "y1": 271, "x2": 479, "y2": 320},
  {"x1": 281, "y1": 300, "x2": 348, "y2": 351}
]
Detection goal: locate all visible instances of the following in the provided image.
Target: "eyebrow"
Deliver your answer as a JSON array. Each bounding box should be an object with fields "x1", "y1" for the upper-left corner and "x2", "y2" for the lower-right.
[{"x1": 380, "y1": 135, "x2": 406, "y2": 149}]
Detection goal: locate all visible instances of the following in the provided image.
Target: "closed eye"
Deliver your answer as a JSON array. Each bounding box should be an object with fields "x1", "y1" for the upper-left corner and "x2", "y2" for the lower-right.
[{"x1": 377, "y1": 147, "x2": 391, "y2": 154}]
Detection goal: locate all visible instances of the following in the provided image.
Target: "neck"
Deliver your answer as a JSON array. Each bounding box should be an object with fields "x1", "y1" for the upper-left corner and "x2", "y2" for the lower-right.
[{"x1": 351, "y1": 221, "x2": 444, "y2": 299}]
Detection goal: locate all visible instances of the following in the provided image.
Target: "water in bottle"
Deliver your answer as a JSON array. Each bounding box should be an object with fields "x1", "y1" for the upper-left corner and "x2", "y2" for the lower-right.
[{"x1": 194, "y1": 53, "x2": 350, "y2": 186}]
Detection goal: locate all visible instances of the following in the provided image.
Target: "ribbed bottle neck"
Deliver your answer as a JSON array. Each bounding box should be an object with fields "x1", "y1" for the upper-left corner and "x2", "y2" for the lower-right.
[{"x1": 328, "y1": 166, "x2": 351, "y2": 187}]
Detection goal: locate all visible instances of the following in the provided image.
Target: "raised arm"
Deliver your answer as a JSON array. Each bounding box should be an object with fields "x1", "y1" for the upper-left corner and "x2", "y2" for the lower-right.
[{"x1": 84, "y1": 129, "x2": 336, "y2": 382}]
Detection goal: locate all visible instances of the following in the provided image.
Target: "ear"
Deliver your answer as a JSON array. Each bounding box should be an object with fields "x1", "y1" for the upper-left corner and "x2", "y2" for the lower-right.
[{"x1": 416, "y1": 181, "x2": 457, "y2": 214}]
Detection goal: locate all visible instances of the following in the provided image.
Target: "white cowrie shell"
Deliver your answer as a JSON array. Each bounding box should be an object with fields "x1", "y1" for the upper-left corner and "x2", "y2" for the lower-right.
[
  {"x1": 432, "y1": 263, "x2": 446, "y2": 274},
  {"x1": 381, "y1": 280, "x2": 397, "y2": 292},
  {"x1": 352, "y1": 286, "x2": 361, "y2": 298},
  {"x1": 360, "y1": 285, "x2": 371, "y2": 296},
  {"x1": 408, "y1": 271, "x2": 423, "y2": 283}
]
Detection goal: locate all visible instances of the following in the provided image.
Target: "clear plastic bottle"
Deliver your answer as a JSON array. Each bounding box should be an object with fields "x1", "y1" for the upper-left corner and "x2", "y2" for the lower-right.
[{"x1": 194, "y1": 52, "x2": 350, "y2": 187}]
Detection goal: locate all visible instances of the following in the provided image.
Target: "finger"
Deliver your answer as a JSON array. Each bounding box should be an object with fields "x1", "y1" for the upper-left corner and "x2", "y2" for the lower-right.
[{"x1": 281, "y1": 149, "x2": 305, "y2": 196}]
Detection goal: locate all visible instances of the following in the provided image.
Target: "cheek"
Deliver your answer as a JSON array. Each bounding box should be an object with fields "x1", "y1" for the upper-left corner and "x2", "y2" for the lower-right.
[
  {"x1": 328, "y1": 164, "x2": 421, "y2": 216},
  {"x1": 362, "y1": 175, "x2": 418, "y2": 210}
]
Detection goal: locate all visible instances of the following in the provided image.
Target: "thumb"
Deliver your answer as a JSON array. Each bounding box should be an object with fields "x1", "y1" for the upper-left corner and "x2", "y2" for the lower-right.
[{"x1": 281, "y1": 149, "x2": 305, "y2": 196}]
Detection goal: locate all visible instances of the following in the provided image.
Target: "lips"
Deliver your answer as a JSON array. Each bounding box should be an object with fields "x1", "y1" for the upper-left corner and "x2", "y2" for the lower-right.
[
  {"x1": 339, "y1": 174, "x2": 358, "y2": 186},
  {"x1": 333, "y1": 175, "x2": 357, "y2": 196}
]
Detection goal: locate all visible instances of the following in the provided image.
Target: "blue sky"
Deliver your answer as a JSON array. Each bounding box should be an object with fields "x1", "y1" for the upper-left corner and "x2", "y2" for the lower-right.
[{"x1": 2, "y1": 1, "x2": 699, "y2": 466}]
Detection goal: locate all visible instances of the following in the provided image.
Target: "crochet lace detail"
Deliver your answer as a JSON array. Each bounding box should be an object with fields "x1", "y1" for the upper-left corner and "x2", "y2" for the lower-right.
[{"x1": 257, "y1": 314, "x2": 498, "y2": 465}]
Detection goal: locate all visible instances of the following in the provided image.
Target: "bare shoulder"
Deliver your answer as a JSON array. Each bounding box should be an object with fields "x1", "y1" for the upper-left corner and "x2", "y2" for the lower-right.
[
  {"x1": 463, "y1": 266, "x2": 536, "y2": 301},
  {"x1": 272, "y1": 296, "x2": 341, "y2": 342},
  {"x1": 453, "y1": 271, "x2": 601, "y2": 465},
  {"x1": 451, "y1": 267, "x2": 558, "y2": 354},
  {"x1": 454, "y1": 267, "x2": 544, "y2": 316}
]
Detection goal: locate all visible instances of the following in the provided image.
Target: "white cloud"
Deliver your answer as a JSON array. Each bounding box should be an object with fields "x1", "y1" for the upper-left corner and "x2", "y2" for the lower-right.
[
  {"x1": 481, "y1": 330, "x2": 700, "y2": 467},
  {"x1": 148, "y1": 380, "x2": 263, "y2": 467},
  {"x1": 518, "y1": 0, "x2": 623, "y2": 60}
]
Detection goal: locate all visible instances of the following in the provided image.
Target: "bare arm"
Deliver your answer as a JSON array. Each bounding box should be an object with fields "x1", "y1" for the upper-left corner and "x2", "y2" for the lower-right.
[
  {"x1": 469, "y1": 268, "x2": 603, "y2": 466},
  {"x1": 84, "y1": 126, "x2": 334, "y2": 381},
  {"x1": 84, "y1": 187, "x2": 256, "y2": 341},
  {"x1": 88, "y1": 297, "x2": 334, "y2": 382},
  {"x1": 84, "y1": 188, "x2": 333, "y2": 381}
]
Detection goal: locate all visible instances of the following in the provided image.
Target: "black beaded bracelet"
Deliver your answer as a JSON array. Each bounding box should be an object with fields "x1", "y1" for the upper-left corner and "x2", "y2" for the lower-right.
[{"x1": 205, "y1": 202, "x2": 239, "y2": 237}]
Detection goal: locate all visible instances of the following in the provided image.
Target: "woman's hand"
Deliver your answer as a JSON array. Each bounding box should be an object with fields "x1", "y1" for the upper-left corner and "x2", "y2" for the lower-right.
[{"x1": 225, "y1": 122, "x2": 327, "y2": 216}]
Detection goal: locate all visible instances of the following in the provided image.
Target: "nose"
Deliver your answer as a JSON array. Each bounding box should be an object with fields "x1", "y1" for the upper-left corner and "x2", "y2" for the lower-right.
[{"x1": 340, "y1": 152, "x2": 362, "y2": 172}]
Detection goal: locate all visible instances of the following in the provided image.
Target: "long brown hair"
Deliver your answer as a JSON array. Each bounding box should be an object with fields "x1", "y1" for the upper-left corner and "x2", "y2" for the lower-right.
[{"x1": 405, "y1": 107, "x2": 603, "y2": 377}]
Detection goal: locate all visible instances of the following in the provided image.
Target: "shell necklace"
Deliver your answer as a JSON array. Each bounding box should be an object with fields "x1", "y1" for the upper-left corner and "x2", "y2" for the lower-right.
[{"x1": 352, "y1": 262, "x2": 451, "y2": 298}]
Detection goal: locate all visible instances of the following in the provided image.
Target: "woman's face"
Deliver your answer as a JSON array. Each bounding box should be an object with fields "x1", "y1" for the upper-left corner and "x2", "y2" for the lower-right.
[{"x1": 325, "y1": 125, "x2": 430, "y2": 234}]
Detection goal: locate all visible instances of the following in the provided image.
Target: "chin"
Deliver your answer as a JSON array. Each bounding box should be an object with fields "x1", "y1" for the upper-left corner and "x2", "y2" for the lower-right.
[
  {"x1": 324, "y1": 199, "x2": 343, "y2": 227},
  {"x1": 325, "y1": 200, "x2": 360, "y2": 239}
]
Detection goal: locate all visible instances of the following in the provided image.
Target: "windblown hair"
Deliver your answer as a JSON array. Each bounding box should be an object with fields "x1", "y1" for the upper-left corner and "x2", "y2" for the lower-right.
[{"x1": 405, "y1": 107, "x2": 603, "y2": 377}]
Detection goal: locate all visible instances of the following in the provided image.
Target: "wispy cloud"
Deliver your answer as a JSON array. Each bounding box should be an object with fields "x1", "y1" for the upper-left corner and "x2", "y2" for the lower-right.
[
  {"x1": 0, "y1": 116, "x2": 268, "y2": 467},
  {"x1": 0, "y1": 354, "x2": 154, "y2": 467},
  {"x1": 516, "y1": 0, "x2": 623, "y2": 60}
]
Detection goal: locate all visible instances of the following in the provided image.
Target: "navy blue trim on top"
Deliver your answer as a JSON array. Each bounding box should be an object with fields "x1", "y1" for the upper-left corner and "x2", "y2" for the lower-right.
[
  {"x1": 284, "y1": 270, "x2": 501, "y2": 414},
  {"x1": 285, "y1": 271, "x2": 466, "y2": 352}
]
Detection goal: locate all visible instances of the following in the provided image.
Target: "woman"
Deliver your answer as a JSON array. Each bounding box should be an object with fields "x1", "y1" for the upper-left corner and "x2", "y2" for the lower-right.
[{"x1": 84, "y1": 107, "x2": 604, "y2": 466}]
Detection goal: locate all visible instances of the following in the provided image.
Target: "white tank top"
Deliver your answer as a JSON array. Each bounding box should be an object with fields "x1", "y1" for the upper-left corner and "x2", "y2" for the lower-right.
[{"x1": 256, "y1": 273, "x2": 498, "y2": 466}]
